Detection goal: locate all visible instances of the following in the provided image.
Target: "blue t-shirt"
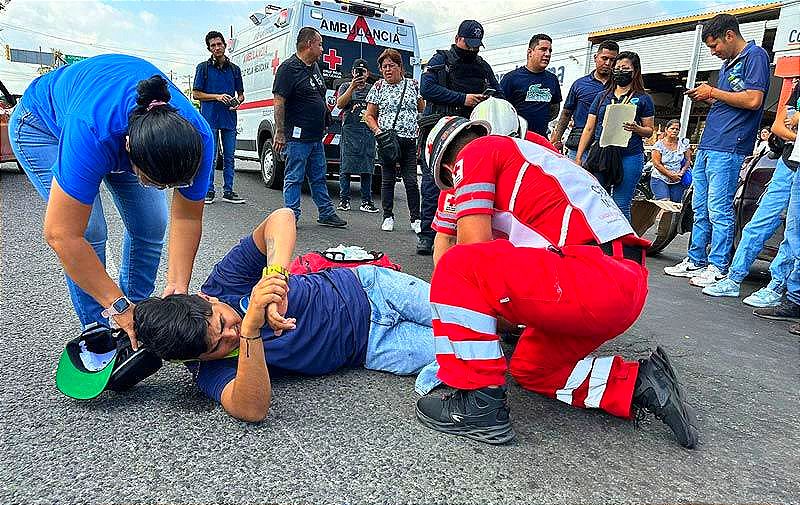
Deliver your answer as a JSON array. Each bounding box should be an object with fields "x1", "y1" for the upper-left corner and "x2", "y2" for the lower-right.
[
  {"x1": 192, "y1": 235, "x2": 371, "y2": 402},
  {"x1": 589, "y1": 90, "x2": 655, "y2": 155},
  {"x1": 499, "y1": 67, "x2": 562, "y2": 136},
  {"x1": 564, "y1": 72, "x2": 606, "y2": 129},
  {"x1": 699, "y1": 41, "x2": 770, "y2": 155},
  {"x1": 20, "y1": 54, "x2": 214, "y2": 204},
  {"x1": 193, "y1": 58, "x2": 244, "y2": 131}
]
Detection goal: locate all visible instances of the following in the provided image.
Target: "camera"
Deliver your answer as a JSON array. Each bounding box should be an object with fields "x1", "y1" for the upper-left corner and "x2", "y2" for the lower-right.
[{"x1": 354, "y1": 67, "x2": 367, "y2": 78}]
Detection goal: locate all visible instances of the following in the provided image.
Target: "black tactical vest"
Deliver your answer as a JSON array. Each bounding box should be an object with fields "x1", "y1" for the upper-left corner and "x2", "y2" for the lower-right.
[{"x1": 429, "y1": 47, "x2": 493, "y2": 117}]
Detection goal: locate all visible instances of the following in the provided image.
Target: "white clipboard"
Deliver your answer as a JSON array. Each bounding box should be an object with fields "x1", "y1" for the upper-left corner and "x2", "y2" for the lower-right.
[{"x1": 599, "y1": 103, "x2": 637, "y2": 147}]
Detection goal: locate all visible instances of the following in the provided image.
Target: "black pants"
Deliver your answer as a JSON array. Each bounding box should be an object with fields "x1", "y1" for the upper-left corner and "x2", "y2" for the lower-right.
[
  {"x1": 417, "y1": 124, "x2": 439, "y2": 240},
  {"x1": 381, "y1": 137, "x2": 420, "y2": 221}
]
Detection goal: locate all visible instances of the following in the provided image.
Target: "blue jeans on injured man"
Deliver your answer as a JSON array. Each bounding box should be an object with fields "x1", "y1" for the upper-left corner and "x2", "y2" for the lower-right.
[
  {"x1": 688, "y1": 149, "x2": 744, "y2": 272},
  {"x1": 727, "y1": 157, "x2": 794, "y2": 289},
  {"x1": 353, "y1": 265, "x2": 441, "y2": 395}
]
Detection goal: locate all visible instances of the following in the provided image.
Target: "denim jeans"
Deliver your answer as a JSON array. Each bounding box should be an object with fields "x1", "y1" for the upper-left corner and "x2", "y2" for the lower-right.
[
  {"x1": 9, "y1": 101, "x2": 168, "y2": 327},
  {"x1": 688, "y1": 149, "x2": 744, "y2": 271},
  {"x1": 650, "y1": 177, "x2": 687, "y2": 203},
  {"x1": 727, "y1": 158, "x2": 794, "y2": 286},
  {"x1": 283, "y1": 140, "x2": 335, "y2": 221},
  {"x1": 208, "y1": 128, "x2": 236, "y2": 194},
  {"x1": 566, "y1": 148, "x2": 588, "y2": 164},
  {"x1": 597, "y1": 151, "x2": 644, "y2": 222},
  {"x1": 339, "y1": 172, "x2": 372, "y2": 203},
  {"x1": 380, "y1": 137, "x2": 420, "y2": 221},
  {"x1": 353, "y1": 265, "x2": 440, "y2": 394},
  {"x1": 785, "y1": 168, "x2": 800, "y2": 305}
]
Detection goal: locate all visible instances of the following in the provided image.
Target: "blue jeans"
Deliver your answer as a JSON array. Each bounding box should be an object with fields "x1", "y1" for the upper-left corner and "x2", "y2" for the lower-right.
[
  {"x1": 785, "y1": 168, "x2": 800, "y2": 305},
  {"x1": 339, "y1": 172, "x2": 372, "y2": 203},
  {"x1": 283, "y1": 140, "x2": 335, "y2": 221},
  {"x1": 354, "y1": 265, "x2": 440, "y2": 394},
  {"x1": 688, "y1": 149, "x2": 744, "y2": 271},
  {"x1": 566, "y1": 148, "x2": 588, "y2": 164},
  {"x1": 597, "y1": 152, "x2": 644, "y2": 222},
  {"x1": 728, "y1": 158, "x2": 794, "y2": 287},
  {"x1": 208, "y1": 128, "x2": 236, "y2": 194},
  {"x1": 9, "y1": 101, "x2": 167, "y2": 327},
  {"x1": 650, "y1": 177, "x2": 687, "y2": 203}
]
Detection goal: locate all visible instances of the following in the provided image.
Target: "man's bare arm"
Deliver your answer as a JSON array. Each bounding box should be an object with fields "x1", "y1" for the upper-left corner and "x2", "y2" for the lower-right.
[
  {"x1": 273, "y1": 94, "x2": 287, "y2": 153},
  {"x1": 550, "y1": 107, "x2": 573, "y2": 145},
  {"x1": 433, "y1": 232, "x2": 456, "y2": 267},
  {"x1": 456, "y1": 214, "x2": 493, "y2": 245}
]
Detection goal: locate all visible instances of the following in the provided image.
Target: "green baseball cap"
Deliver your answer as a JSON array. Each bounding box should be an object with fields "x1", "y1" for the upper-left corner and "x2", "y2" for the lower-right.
[{"x1": 56, "y1": 324, "x2": 118, "y2": 400}]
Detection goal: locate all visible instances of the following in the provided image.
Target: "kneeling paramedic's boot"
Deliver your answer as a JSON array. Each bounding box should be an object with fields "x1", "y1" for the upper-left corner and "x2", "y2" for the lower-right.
[
  {"x1": 632, "y1": 346, "x2": 699, "y2": 449},
  {"x1": 416, "y1": 386, "x2": 515, "y2": 444}
]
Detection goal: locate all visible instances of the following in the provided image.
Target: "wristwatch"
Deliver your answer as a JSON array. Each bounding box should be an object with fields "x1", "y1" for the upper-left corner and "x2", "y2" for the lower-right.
[{"x1": 101, "y1": 296, "x2": 132, "y2": 319}]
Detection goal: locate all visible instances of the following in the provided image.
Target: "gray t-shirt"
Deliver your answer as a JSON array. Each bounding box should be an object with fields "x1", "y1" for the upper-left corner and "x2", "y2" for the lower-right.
[{"x1": 365, "y1": 78, "x2": 420, "y2": 139}]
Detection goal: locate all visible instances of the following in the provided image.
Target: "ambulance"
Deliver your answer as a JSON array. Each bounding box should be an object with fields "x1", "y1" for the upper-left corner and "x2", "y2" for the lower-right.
[{"x1": 228, "y1": 0, "x2": 422, "y2": 189}]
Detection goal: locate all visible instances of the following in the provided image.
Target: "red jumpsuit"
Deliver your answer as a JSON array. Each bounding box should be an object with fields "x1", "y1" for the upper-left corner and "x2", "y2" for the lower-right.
[{"x1": 431, "y1": 135, "x2": 649, "y2": 419}]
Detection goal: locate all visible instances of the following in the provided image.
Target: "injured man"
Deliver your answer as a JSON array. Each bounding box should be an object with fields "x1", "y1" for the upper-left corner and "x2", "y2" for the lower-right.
[{"x1": 134, "y1": 208, "x2": 439, "y2": 422}]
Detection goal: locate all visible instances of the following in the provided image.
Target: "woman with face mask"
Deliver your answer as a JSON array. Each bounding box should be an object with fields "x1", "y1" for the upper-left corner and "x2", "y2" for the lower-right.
[{"x1": 575, "y1": 51, "x2": 655, "y2": 221}]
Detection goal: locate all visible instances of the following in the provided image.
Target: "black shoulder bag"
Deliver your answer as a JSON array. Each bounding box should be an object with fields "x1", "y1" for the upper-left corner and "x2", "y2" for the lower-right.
[
  {"x1": 375, "y1": 78, "x2": 408, "y2": 165},
  {"x1": 584, "y1": 90, "x2": 630, "y2": 187}
]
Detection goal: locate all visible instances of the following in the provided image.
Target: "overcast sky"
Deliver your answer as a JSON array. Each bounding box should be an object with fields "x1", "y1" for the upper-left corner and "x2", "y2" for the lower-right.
[{"x1": 0, "y1": 0, "x2": 754, "y2": 92}]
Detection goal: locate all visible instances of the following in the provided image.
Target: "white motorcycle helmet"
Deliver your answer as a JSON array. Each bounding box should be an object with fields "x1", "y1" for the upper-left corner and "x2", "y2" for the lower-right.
[
  {"x1": 425, "y1": 116, "x2": 492, "y2": 190},
  {"x1": 469, "y1": 97, "x2": 527, "y2": 138}
]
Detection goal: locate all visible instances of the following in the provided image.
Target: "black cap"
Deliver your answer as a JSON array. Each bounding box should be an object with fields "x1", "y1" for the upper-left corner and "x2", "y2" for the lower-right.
[
  {"x1": 352, "y1": 58, "x2": 368, "y2": 70},
  {"x1": 457, "y1": 20, "x2": 484, "y2": 48}
]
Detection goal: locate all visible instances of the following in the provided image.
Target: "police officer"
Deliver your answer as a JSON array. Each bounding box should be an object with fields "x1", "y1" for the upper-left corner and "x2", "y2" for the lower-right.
[{"x1": 416, "y1": 19, "x2": 502, "y2": 255}]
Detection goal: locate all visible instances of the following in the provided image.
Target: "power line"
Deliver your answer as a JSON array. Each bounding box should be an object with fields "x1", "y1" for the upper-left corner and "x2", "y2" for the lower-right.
[{"x1": 417, "y1": 0, "x2": 588, "y2": 40}]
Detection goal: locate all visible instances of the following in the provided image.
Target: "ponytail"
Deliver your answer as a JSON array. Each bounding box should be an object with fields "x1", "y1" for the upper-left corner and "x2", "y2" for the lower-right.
[{"x1": 128, "y1": 75, "x2": 202, "y2": 186}]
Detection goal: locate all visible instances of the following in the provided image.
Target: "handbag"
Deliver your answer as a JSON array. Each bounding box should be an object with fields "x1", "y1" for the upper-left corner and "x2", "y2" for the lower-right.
[
  {"x1": 584, "y1": 141, "x2": 623, "y2": 187},
  {"x1": 375, "y1": 78, "x2": 408, "y2": 164},
  {"x1": 564, "y1": 126, "x2": 584, "y2": 150}
]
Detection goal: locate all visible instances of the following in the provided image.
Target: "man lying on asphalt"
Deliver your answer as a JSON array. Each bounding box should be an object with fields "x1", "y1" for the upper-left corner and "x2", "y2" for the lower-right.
[{"x1": 134, "y1": 208, "x2": 438, "y2": 422}]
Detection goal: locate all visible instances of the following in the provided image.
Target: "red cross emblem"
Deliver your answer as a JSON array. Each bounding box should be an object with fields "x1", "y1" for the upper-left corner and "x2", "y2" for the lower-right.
[
  {"x1": 271, "y1": 51, "x2": 280, "y2": 75},
  {"x1": 322, "y1": 48, "x2": 342, "y2": 71}
]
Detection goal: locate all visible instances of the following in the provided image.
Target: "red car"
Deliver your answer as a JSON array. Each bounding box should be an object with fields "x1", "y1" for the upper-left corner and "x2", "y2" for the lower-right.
[{"x1": 0, "y1": 79, "x2": 21, "y2": 169}]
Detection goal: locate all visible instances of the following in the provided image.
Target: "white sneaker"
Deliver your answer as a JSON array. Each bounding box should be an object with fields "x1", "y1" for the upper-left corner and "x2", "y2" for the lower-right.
[
  {"x1": 381, "y1": 216, "x2": 395, "y2": 231},
  {"x1": 664, "y1": 258, "x2": 705, "y2": 278},
  {"x1": 689, "y1": 265, "x2": 724, "y2": 287},
  {"x1": 410, "y1": 219, "x2": 422, "y2": 234},
  {"x1": 743, "y1": 286, "x2": 783, "y2": 308}
]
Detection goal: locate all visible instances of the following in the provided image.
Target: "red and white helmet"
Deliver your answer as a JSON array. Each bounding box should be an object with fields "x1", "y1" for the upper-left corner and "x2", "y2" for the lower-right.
[{"x1": 425, "y1": 116, "x2": 491, "y2": 190}]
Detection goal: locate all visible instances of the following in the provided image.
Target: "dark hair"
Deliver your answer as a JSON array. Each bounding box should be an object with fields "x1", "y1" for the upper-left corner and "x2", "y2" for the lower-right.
[
  {"x1": 296, "y1": 27, "x2": 320, "y2": 50},
  {"x1": 134, "y1": 294, "x2": 212, "y2": 360},
  {"x1": 128, "y1": 75, "x2": 203, "y2": 186},
  {"x1": 442, "y1": 129, "x2": 482, "y2": 167},
  {"x1": 701, "y1": 14, "x2": 741, "y2": 41},
  {"x1": 528, "y1": 33, "x2": 552, "y2": 49},
  {"x1": 611, "y1": 50, "x2": 646, "y2": 93},
  {"x1": 205, "y1": 31, "x2": 225, "y2": 49},
  {"x1": 665, "y1": 119, "x2": 680, "y2": 129},
  {"x1": 378, "y1": 48, "x2": 403, "y2": 69},
  {"x1": 596, "y1": 40, "x2": 619, "y2": 54}
]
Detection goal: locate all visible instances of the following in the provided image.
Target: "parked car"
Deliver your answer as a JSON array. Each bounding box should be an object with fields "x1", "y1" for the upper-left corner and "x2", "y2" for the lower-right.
[
  {"x1": 0, "y1": 78, "x2": 22, "y2": 170},
  {"x1": 634, "y1": 151, "x2": 783, "y2": 260}
]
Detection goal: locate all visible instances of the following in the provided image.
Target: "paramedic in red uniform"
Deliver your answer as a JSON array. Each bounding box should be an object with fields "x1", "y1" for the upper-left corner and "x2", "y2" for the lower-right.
[{"x1": 415, "y1": 115, "x2": 699, "y2": 448}]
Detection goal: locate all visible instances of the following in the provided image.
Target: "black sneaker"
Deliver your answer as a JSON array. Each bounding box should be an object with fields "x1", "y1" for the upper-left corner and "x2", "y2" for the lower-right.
[
  {"x1": 359, "y1": 201, "x2": 379, "y2": 213},
  {"x1": 416, "y1": 386, "x2": 515, "y2": 444},
  {"x1": 337, "y1": 200, "x2": 351, "y2": 211},
  {"x1": 222, "y1": 191, "x2": 245, "y2": 204},
  {"x1": 416, "y1": 235, "x2": 433, "y2": 255},
  {"x1": 789, "y1": 323, "x2": 800, "y2": 336},
  {"x1": 632, "y1": 346, "x2": 699, "y2": 449},
  {"x1": 317, "y1": 214, "x2": 347, "y2": 228},
  {"x1": 204, "y1": 191, "x2": 215, "y2": 204},
  {"x1": 753, "y1": 298, "x2": 800, "y2": 322}
]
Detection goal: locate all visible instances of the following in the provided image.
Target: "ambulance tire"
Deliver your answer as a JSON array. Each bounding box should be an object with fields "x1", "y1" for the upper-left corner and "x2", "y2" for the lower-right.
[{"x1": 260, "y1": 139, "x2": 284, "y2": 190}]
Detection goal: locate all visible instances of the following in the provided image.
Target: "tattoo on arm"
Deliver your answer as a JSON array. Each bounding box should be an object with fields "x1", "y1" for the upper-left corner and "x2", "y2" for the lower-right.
[
  {"x1": 266, "y1": 238, "x2": 275, "y2": 265},
  {"x1": 552, "y1": 109, "x2": 572, "y2": 141}
]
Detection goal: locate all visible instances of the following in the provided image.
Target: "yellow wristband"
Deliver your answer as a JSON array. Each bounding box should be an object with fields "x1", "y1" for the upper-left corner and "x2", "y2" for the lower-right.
[{"x1": 263, "y1": 264, "x2": 290, "y2": 278}]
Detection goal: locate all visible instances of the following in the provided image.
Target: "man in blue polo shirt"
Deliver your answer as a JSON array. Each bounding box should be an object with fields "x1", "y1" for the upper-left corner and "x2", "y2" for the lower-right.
[
  {"x1": 134, "y1": 208, "x2": 439, "y2": 421},
  {"x1": 499, "y1": 33, "x2": 562, "y2": 137},
  {"x1": 193, "y1": 30, "x2": 245, "y2": 205},
  {"x1": 550, "y1": 40, "x2": 619, "y2": 160},
  {"x1": 664, "y1": 14, "x2": 770, "y2": 285}
]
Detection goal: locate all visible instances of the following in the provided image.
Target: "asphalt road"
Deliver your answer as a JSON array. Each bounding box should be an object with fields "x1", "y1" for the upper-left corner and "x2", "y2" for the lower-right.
[{"x1": 1, "y1": 161, "x2": 797, "y2": 505}]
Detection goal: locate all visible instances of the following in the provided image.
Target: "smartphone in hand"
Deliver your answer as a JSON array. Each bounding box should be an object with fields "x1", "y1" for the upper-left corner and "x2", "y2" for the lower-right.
[{"x1": 227, "y1": 97, "x2": 241, "y2": 108}]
